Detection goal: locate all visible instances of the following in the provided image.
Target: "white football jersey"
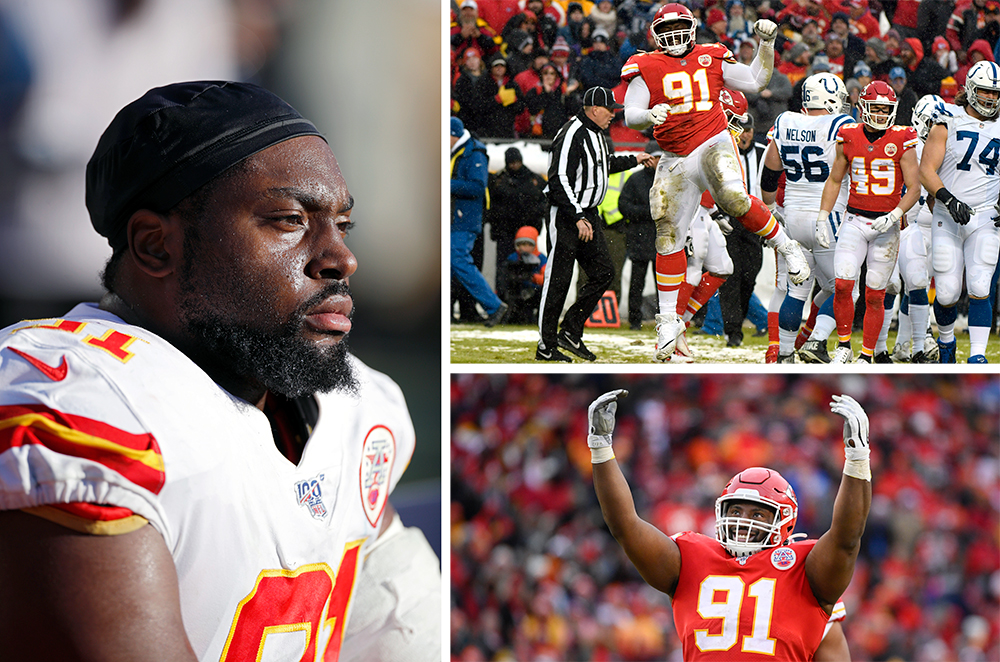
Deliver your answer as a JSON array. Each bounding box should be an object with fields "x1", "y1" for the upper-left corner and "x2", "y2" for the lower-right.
[
  {"x1": 936, "y1": 104, "x2": 1000, "y2": 214},
  {"x1": 0, "y1": 304, "x2": 415, "y2": 661},
  {"x1": 768, "y1": 111, "x2": 855, "y2": 212},
  {"x1": 913, "y1": 141, "x2": 933, "y2": 227}
]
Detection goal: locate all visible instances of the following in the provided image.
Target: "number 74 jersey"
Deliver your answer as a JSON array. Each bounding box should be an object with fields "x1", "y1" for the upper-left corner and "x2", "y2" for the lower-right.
[
  {"x1": 669, "y1": 532, "x2": 830, "y2": 661},
  {"x1": 936, "y1": 103, "x2": 1000, "y2": 210}
]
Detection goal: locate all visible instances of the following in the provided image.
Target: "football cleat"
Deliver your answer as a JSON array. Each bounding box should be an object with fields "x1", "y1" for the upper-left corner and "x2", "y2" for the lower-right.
[
  {"x1": 831, "y1": 345, "x2": 854, "y2": 364},
  {"x1": 799, "y1": 339, "x2": 831, "y2": 363},
  {"x1": 890, "y1": 341, "x2": 911, "y2": 363},
  {"x1": 535, "y1": 346, "x2": 572, "y2": 362},
  {"x1": 674, "y1": 329, "x2": 694, "y2": 361},
  {"x1": 654, "y1": 313, "x2": 686, "y2": 362},
  {"x1": 922, "y1": 334, "x2": 940, "y2": 362},
  {"x1": 874, "y1": 351, "x2": 893, "y2": 364},
  {"x1": 937, "y1": 338, "x2": 957, "y2": 363},
  {"x1": 764, "y1": 344, "x2": 779, "y2": 363},
  {"x1": 967, "y1": 354, "x2": 988, "y2": 363},
  {"x1": 777, "y1": 352, "x2": 796, "y2": 363},
  {"x1": 856, "y1": 353, "x2": 873, "y2": 364},
  {"x1": 777, "y1": 239, "x2": 811, "y2": 285}
]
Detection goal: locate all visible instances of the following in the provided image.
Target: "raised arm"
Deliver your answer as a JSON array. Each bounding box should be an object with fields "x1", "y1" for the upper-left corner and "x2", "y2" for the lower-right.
[
  {"x1": 0, "y1": 511, "x2": 197, "y2": 661},
  {"x1": 588, "y1": 390, "x2": 682, "y2": 596},
  {"x1": 805, "y1": 395, "x2": 873, "y2": 613},
  {"x1": 721, "y1": 20, "x2": 777, "y2": 93}
]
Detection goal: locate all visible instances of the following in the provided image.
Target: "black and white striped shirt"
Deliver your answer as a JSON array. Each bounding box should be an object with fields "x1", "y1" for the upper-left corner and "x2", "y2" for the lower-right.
[{"x1": 545, "y1": 113, "x2": 637, "y2": 218}]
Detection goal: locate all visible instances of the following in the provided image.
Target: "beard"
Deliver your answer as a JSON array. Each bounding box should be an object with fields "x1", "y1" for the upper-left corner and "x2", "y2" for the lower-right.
[{"x1": 177, "y1": 234, "x2": 358, "y2": 399}]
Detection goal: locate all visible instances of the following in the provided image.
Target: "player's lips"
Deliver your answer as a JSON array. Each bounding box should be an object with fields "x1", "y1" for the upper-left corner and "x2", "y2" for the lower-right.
[{"x1": 304, "y1": 296, "x2": 353, "y2": 334}]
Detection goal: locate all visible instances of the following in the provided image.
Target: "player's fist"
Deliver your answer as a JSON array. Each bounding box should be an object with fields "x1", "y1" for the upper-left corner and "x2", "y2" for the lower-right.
[
  {"x1": 871, "y1": 207, "x2": 902, "y2": 233},
  {"x1": 588, "y1": 389, "x2": 628, "y2": 448},
  {"x1": 816, "y1": 211, "x2": 832, "y2": 248},
  {"x1": 647, "y1": 103, "x2": 669, "y2": 126},
  {"x1": 936, "y1": 188, "x2": 972, "y2": 225},
  {"x1": 753, "y1": 19, "x2": 777, "y2": 42},
  {"x1": 830, "y1": 394, "x2": 869, "y2": 451}
]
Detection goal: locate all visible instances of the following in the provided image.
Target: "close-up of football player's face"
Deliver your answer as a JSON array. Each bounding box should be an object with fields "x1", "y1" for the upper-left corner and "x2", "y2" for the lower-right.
[
  {"x1": 175, "y1": 136, "x2": 361, "y2": 397},
  {"x1": 725, "y1": 501, "x2": 776, "y2": 543}
]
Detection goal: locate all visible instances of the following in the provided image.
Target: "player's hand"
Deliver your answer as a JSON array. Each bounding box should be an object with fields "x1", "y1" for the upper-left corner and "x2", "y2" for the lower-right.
[
  {"x1": 936, "y1": 188, "x2": 972, "y2": 225},
  {"x1": 709, "y1": 207, "x2": 734, "y2": 234},
  {"x1": 647, "y1": 103, "x2": 669, "y2": 126},
  {"x1": 635, "y1": 152, "x2": 656, "y2": 168},
  {"x1": 871, "y1": 207, "x2": 902, "y2": 233},
  {"x1": 815, "y1": 210, "x2": 832, "y2": 248},
  {"x1": 830, "y1": 394, "x2": 869, "y2": 451},
  {"x1": 588, "y1": 389, "x2": 628, "y2": 448},
  {"x1": 754, "y1": 19, "x2": 778, "y2": 42},
  {"x1": 577, "y1": 217, "x2": 593, "y2": 241}
]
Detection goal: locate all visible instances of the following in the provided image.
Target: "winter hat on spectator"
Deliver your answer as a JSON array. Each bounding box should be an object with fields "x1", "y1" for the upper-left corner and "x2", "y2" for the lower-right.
[
  {"x1": 889, "y1": 66, "x2": 907, "y2": 81},
  {"x1": 846, "y1": 77, "x2": 862, "y2": 94},
  {"x1": 592, "y1": 28, "x2": 610, "y2": 43},
  {"x1": 901, "y1": 38, "x2": 923, "y2": 64},
  {"x1": 886, "y1": 28, "x2": 901, "y2": 43},
  {"x1": 784, "y1": 42, "x2": 809, "y2": 62},
  {"x1": 450, "y1": 117, "x2": 465, "y2": 138},
  {"x1": 811, "y1": 55, "x2": 831, "y2": 73},
  {"x1": 933, "y1": 36, "x2": 949, "y2": 53},
  {"x1": 490, "y1": 55, "x2": 507, "y2": 68},
  {"x1": 514, "y1": 226, "x2": 538, "y2": 247},
  {"x1": 853, "y1": 60, "x2": 872, "y2": 77},
  {"x1": 551, "y1": 37, "x2": 571, "y2": 56},
  {"x1": 567, "y1": 2, "x2": 583, "y2": 15},
  {"x1": 464, "y1": 48, "x2": 481, "y2": 61},
  {"x1": 866, "y1": 37, "x2": 887, "y2": 61},
  {"x1": 460, "y1": 0, "x2": 477, "y2": 9},
  {"x1": 505, "y1": 147, "x2": 523, "y2": 165},
  {"x1": 707, "y1": 8, "x2": 727, "y2": 26}
]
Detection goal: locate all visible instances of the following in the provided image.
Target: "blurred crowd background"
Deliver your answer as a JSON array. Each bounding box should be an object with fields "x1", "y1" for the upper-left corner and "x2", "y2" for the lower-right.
[
  {"x1": 451, "y1": 373, "x2": 1000, "y2": 661},
  {"x1": 0, "y1": 0, "x2": 441, "y2": 549}
]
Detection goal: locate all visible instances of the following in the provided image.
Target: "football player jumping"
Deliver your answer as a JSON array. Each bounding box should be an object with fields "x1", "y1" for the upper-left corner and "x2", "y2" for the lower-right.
[
  {"x1": 819, "y1": 81, "x2": 920, "y2": 364},
  {"x1": 919, "y1": 60, "x2": 1000, "y2": 363},
  {"x1": 621, "y1": 3, "x2": 811, "y2": 361},
  {"x1": 589, "y1": 389, "x2": 871, "y2": 661},
  {"x1": 761, "y1": 72, "x2": 856, "y2": 364}
]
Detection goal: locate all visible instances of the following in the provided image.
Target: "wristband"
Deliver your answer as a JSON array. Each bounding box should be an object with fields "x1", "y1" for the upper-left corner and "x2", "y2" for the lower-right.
[
  {"x1": 591, "y1": 446, "x2": 616, "y2": 464},
  {"x1": 934, "y1": 187, "x2": 954, "y2": 204},
  {"x1": 843, "y1": 445, "x2": 871, "y2": 481}
]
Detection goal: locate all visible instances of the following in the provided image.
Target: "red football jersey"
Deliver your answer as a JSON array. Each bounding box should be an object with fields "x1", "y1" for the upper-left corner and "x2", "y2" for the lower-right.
[
  {"x1": 670, "y1": 532, "x2": 830, "y2": 661},
  {"x1": 621, "y1": 43, "x2": 733, "y2": 156},
  {"x1": 837, "y1": 123, "x2": 918, "y2": 214}
]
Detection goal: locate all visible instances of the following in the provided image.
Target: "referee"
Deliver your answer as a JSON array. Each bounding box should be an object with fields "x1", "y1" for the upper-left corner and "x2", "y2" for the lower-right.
[{"x1": 537, "y1": 86, "x2": 655, "y2": 361}]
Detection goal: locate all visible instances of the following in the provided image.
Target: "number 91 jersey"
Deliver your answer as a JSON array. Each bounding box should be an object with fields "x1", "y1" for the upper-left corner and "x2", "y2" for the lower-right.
[
  {"x1": 936, "y1": 103, "x2": 1000, "y2": 213},
  {"x1": 669, "y1": 532, "x2": 830, "y2": 661},
  {"x1": 621, "y1": 43, "x2": 734, "y2": 156},
  {"x1": 768, "y1": 111, "x2": 855, "y2": 212}
]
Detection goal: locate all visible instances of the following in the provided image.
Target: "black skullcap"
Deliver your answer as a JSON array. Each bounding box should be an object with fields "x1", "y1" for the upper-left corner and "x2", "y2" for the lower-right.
[
  {"x1": 505, "y1": 147, "x2": 523, "y2": 164},
  {"x1": 86, "y1": 80, "x2": 323, "y2": 250}
]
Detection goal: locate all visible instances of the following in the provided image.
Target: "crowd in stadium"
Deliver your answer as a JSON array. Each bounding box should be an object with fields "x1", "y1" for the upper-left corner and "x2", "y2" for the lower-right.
[
  {"x1": 450, "y1": 0, "x2": 998, "y2": 141},
  {"x1": 450, "y1": 373, "x2": 1000, "y2": 661}
]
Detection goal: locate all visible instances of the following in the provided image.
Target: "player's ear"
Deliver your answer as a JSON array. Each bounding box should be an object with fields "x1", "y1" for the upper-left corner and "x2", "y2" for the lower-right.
[{"x1": 126, "y1": 209, "x2": 183, "y2": 278}]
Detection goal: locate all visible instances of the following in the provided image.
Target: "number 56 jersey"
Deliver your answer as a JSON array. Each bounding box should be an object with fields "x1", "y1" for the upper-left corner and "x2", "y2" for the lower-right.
[
  {"x1": 669, "y1": 532, "x2": 830, "y2": 661},
  {"x1": 768, "y1": 111, "x2": 855, "y2": 212},
  {"x1": 0, "y1": 304, "x2": 416, "y2": 661}
]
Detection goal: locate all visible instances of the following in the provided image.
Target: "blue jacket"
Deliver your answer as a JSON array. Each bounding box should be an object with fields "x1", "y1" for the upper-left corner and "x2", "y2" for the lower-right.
[{"x1": 450, "y1": 130, "x2": 489, "y2": 234}]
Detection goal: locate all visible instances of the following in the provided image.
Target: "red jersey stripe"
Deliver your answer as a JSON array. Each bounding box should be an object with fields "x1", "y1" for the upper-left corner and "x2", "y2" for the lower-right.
[{"x1": 0, "y1": 404, "x2": 165, "y2": 494}]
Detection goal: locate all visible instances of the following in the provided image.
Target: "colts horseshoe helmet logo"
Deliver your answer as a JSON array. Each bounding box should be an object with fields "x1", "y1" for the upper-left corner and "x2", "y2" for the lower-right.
[{"x1": 360, "y1": 425, "x2": 396, "y2": 526}]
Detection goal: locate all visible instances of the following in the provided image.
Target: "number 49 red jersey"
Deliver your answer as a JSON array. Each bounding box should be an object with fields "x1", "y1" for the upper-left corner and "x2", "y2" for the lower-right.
[
  {"x1": 669, "y1": 532, "x2": 831, "y2": 661},
  {"x1": 621, "y1": 43, "x2": 734, "y2": 156},
  {"x1": 837, "y1": 123, "x2": 918, "y2": 214}
]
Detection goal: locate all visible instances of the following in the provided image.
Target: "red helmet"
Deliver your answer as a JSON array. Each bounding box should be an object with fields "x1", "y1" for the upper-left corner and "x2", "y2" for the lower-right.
[
  {"x1": 720, "y1": 89, "x2": 750, "y2": 136},
  {"x1": 715, "y1": 467, "x2": 798, "y2": 557},
  {"x1": 650, "y1": 3, "x2": 697, "y2": 56},
  {"x1": 859, "y1": 80, "x2": 898, "y2": 130}
]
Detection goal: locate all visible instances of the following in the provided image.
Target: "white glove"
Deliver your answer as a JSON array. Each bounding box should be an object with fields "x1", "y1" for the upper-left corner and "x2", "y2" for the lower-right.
[
  {"x1": 816, "y1": 210, "x2": 832, "y2": 249},
  {"x1": 870, "y1": 207, "x2": 902, "y2": 233},
  {"x1": 709, "y1": 206, "x2": 734, "y2": 234},
  {"x1": 588, "y1": 389, "x2": 628, "y2": 462},
  {"x1": 753, "y1": 19, "x2": 778, "y2": 42},
  {"x1": 830, "y1": 394, "x2": 871, "y2": 481},
  {"x1": 647, "y1": 103, "x2": 669, "y2": 126}
]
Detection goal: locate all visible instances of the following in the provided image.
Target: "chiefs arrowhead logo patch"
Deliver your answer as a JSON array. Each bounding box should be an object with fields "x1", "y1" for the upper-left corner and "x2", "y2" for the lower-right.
[{"x1": 360, "y1": 425, "x2": 396, "y2": 527}]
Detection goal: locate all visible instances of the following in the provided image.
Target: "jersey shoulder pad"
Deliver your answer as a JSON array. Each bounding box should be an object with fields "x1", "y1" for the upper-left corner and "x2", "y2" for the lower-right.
[{"x1": 621, "y1": 52, "x2": 648, "y2": 80}]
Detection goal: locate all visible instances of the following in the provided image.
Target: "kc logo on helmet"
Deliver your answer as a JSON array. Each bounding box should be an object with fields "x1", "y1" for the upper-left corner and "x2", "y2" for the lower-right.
[{"x1": 360, "y1": 425, "x2": 396, "y2": 527}]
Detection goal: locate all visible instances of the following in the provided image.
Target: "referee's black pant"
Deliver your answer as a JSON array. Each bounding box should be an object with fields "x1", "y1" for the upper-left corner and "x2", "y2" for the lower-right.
[{"x1": 538, "y1": 206, "x2": 614, "y2": 350}]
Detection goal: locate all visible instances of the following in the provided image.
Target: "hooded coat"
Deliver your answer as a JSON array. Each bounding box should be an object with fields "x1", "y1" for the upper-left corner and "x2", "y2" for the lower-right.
[{"x1": 903, "y1": 37, "x2": 947, "y2": 99}]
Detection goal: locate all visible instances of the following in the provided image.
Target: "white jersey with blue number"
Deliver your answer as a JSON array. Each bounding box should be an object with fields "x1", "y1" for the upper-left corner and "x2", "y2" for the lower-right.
[
  {"x1": 913, "y1": 141, "x2": 933, "y2": 227},
  {"x1": 936, "y1": 103, "x2": 1000, "y2": 213},
  {"x1": 768, "y1": 111, "x2": 855, "y2": 212}
]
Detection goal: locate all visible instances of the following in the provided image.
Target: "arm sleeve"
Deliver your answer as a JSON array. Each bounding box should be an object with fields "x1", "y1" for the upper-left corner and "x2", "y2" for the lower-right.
[
  {"x1": 722, "y1": 54, "x2": 773, "y2": 94},
  {"x1": 608, "y1": 154, "x2": 639, "y2": 174},
  {"x1": 623, "y1": 76, "x2": 653, "y2": 129}
]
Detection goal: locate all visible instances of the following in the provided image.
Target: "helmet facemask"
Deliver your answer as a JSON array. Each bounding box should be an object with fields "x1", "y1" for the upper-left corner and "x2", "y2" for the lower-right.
[
  {"x1": 652, "y1": 18, "x2": 695, "y2": 56},
  {"x1": 966, "y1": 61, "x2": 1000, "y2": 118},
  {"x1": 861, "y1": 100, "x2": 897, "y2": 130},
  {"x1": 715, "y1": 492, "x2": 796, "y2": 558}
]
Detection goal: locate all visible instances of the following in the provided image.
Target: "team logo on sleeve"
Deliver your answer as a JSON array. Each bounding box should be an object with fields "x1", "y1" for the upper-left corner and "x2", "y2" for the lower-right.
[
  {"x1": 360, "y1": 425, "x2": 396, "y2": 527},
  {"x1": 699, "y1": 54, "x2": 712, "y2": 67},
  {"x1": 295, "y1": 475, "x2": 328, "y2": 520},
  {"x1": 770, "y1": 546, "x2": 797, "y2": 570}
]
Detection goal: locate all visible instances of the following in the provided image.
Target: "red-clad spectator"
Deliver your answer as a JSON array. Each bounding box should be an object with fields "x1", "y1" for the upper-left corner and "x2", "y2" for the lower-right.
[
  {"x1": 933, "y1": 35, "x2": 960, "y2": 74},
  {"x1": 777, "y1": 0, "x2": 831, "y2": 34},
  {"x1": 452, "y1": 0, "x2": 502, "y2": 61},
  {"x1": 899, "y1": 37, "x2": 948, "y2": 98},
  {"x1": 778, "y1": 42, "x2": 812, "y2": 86},
  {"x1": 476, "y1": 0, "x2": 522, "y2": 35},
  {"x1": 823, "y1": 31, "x2": 846, "y2": 78},
  {"x1": 525, "y1": 0, "x2": 559, "y2": 50},
  {"x1": 947, "y1": 0, "x2": 1000, "y2": 56},
  {"x1": 955, "y1": 37, "x2": 996, "y2": 85},
  {"x1": 890, "y1": 0, "x2": 921, "y2": 39},
  {"x1": 845, "y1": 0, "x2": 882, "y2": 40}
]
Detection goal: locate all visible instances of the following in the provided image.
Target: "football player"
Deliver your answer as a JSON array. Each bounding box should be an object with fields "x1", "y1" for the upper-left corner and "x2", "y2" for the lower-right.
[
  {"x1": 621, "y1": 3, "x2": 811, "y2": 361},
  {"x1": 890, "y1": 94, "x2": 947, "y2": 363},
  {"x1": 588, "y1": 389, "x2": 871, "y2": 661},
  {"x1": 920, "y1": 60, "x2": 1000, "y2": 363},
  {"x1": 761, "y1": 72, "x2": 856, "y2": 364},
  {"x1": 818, "y1": 80, "x2": 920, "y2": 364}
]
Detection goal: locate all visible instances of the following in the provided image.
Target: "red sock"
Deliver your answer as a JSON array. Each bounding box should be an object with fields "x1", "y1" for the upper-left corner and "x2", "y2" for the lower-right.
[
  {"x1": 834, "y1": 278, "x2": 855, "y2": 343},
  {"x1": 676, "y1": 281, "x2": 696, "y2": 316},
  {"x1": 861, "y1": 286, "x2": 885, "y2": 356},
  {"x1": 736, "y1": 196, "x2": 780, "y2": 242},
  {"x1": 655, "y1": 251, "x2": 687, "y2": 306},
  {"x1": 685, "y1": 273, "x2": 726, "y2": 318},
  {"x1": 795, "y1": 300, "x2": 820, "y2": 349},
  {"x1": 768, "y1": 311, "x2": 779, "y2": 345}
]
